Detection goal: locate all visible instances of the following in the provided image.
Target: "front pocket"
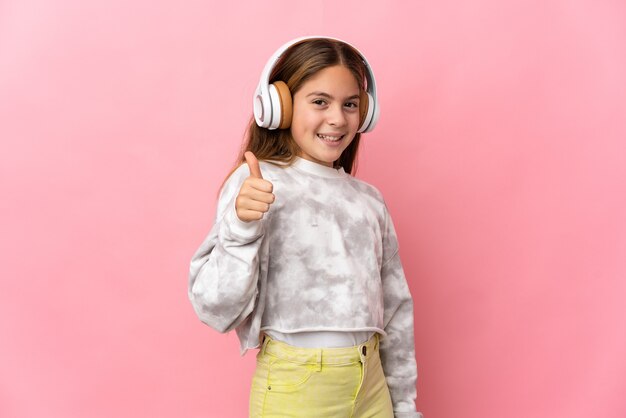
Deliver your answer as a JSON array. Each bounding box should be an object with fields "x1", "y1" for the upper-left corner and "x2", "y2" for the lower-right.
[{"x1": 266, "y1": 356, "x2": 315, "y2": 393}]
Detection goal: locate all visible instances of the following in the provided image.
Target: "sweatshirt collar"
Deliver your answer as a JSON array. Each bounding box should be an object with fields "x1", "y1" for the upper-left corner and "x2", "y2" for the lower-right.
[{"x1": 291, "y1": 156, "x2": 347, "y2": 179}]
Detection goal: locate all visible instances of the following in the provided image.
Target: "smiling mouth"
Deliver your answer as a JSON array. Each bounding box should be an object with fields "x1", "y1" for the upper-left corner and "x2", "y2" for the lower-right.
[{"x1": 317, "y1": 133, "x2": 345, "y2": 142}]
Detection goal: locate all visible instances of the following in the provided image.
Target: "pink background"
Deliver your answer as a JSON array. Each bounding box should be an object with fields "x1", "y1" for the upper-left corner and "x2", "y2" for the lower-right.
[{"x1": 1, "y1": 1, "x2": 625, "y2": 417}]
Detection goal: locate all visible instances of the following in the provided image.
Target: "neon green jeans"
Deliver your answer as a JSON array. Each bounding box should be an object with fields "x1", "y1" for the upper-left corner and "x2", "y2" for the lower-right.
[{"x1": 249, "y1": 333, "x2": 393, "y2": 417}]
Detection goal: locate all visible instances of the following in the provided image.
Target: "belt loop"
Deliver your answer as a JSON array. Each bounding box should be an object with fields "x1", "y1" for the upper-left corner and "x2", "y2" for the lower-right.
[
  {"x1": 260, "y1": 333, "x2": 271, "y2": 356},
  {"x1": 358, "y1": 342, "x2": 366, "y2": 363},
  {"x1": 314, "y1": 348, "x2": 322, "y2": 371}
]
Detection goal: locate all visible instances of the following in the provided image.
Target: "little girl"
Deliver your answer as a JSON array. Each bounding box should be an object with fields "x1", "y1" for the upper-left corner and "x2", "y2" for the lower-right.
[{"x1": 189, "y1": 36, "x2": 422, "y2": 418}]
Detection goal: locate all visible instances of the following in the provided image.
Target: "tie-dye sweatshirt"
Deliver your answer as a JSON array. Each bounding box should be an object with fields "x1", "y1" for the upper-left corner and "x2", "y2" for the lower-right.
[{"x1": 189, "y1": 156, "x2": 421, "y2": 417}]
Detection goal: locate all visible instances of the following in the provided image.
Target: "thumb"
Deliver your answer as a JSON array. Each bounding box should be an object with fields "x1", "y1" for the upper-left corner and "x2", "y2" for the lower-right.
[{"x1": 244, "y1": 151, "x2": 263, "y2": 179}]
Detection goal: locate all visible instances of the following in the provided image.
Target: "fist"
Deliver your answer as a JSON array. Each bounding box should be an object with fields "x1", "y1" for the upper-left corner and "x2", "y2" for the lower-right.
[{"x1": 235, "y1": 151, "x2": 275, "y2": 222}]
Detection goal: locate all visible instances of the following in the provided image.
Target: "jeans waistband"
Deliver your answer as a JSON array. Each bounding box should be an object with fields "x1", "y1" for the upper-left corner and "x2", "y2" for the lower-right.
[{"x1": 260, "y1": 332, "x2": 380, "y2": 365}]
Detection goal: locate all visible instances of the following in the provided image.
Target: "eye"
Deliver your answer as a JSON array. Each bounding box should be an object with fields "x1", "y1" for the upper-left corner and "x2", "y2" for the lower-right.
[
  {"x1": 344, "y1": 101, "x2": 358, "y2": 109},
  {"x1": 312, "y1": 99, "x2": 327, "y2": 106}
]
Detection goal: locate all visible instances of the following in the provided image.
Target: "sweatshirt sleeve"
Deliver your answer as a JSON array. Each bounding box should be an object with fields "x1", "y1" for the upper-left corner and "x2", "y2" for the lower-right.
[
  {"x1": 379, "y1": 204, "x2": 423, "y2": 418},
  {"x1": 188, "y1": 163, "x2": 267, "y2": 333}
]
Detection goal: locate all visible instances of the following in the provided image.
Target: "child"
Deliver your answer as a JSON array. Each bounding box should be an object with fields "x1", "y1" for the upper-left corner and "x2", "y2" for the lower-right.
[{"x1": 189, "y1": 36, "x2": 422, "y2": 418}]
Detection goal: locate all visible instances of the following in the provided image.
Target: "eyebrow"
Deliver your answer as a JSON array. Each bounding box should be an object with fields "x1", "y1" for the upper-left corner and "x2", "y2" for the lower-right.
[{"x1": 306, "y1": 91, "x2": 360, "y2": 101}]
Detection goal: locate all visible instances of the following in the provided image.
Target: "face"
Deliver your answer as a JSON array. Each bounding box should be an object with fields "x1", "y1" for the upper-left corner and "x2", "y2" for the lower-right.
[{"x1": 290, "y1": 65, "x2": 361, "y2": 167}]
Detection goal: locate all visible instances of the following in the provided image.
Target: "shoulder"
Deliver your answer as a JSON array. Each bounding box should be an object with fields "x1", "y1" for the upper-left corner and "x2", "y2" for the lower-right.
[
  {"x1": 221, "y1": 159, "x2": 284, "y2": 191},
  {"x1": 219, "y1": 163, "x2": 248, "y2": 198},
  {"x1": 258, "y1": 160, "x2": 287, "y2": 181},
  {"x1": 345, "y1": 175, "x2": 386, "y2": 205}
]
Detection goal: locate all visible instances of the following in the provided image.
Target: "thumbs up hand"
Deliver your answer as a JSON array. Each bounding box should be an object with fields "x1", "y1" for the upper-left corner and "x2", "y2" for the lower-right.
[{"x1": 235, "y1": 151, "x2": 276, "y2": 222}]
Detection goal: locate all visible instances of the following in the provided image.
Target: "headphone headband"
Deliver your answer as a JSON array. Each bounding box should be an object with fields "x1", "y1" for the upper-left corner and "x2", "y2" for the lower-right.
[{"x1": 253, "y1": 36, "x2": 379, "y2": 133}]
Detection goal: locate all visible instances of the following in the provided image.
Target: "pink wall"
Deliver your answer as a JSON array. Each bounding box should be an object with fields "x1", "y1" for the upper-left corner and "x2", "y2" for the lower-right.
[{"x1": 1, "y1": 1, "x2": 625, "y2": 417}]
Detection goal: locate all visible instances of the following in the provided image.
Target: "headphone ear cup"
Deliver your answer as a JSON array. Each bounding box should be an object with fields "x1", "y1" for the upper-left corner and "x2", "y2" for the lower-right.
[
  {"x1": 358, "y1": 90, "x2": 369, "y2": 130},
  {"x1": 358, "y1": 91, "x2": 375, "y2": 133},
  {"x1": 273, "y1": 81, "x2": 293, "y2": 129}
]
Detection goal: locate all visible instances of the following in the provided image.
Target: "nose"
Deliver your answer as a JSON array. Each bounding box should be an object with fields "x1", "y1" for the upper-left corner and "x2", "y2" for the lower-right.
[{"x1": 327, "y1": 103, "x2": 347, "y2": 127}]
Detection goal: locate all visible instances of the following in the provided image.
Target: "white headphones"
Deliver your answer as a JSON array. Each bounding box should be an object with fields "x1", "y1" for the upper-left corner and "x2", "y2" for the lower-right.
[{"x1": 253, "y1": 36, "x2": 380, "y2": 133}]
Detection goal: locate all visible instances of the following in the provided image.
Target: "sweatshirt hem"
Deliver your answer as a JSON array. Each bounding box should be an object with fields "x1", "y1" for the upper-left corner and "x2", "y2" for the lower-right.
[{"x1": 259, "y1": 325, "x2": 387, "y2": 336}]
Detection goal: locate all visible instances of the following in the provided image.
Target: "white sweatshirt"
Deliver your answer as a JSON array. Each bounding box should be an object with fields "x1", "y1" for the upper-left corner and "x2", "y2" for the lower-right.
[{"x1": 189, "y1": 156, "x2": 421, "y2": 417}]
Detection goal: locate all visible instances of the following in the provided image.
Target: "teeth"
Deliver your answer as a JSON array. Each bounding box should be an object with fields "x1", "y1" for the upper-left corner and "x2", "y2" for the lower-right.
[{"x1": 317, "y1": 134, "x2": 343, "y2": 141}]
